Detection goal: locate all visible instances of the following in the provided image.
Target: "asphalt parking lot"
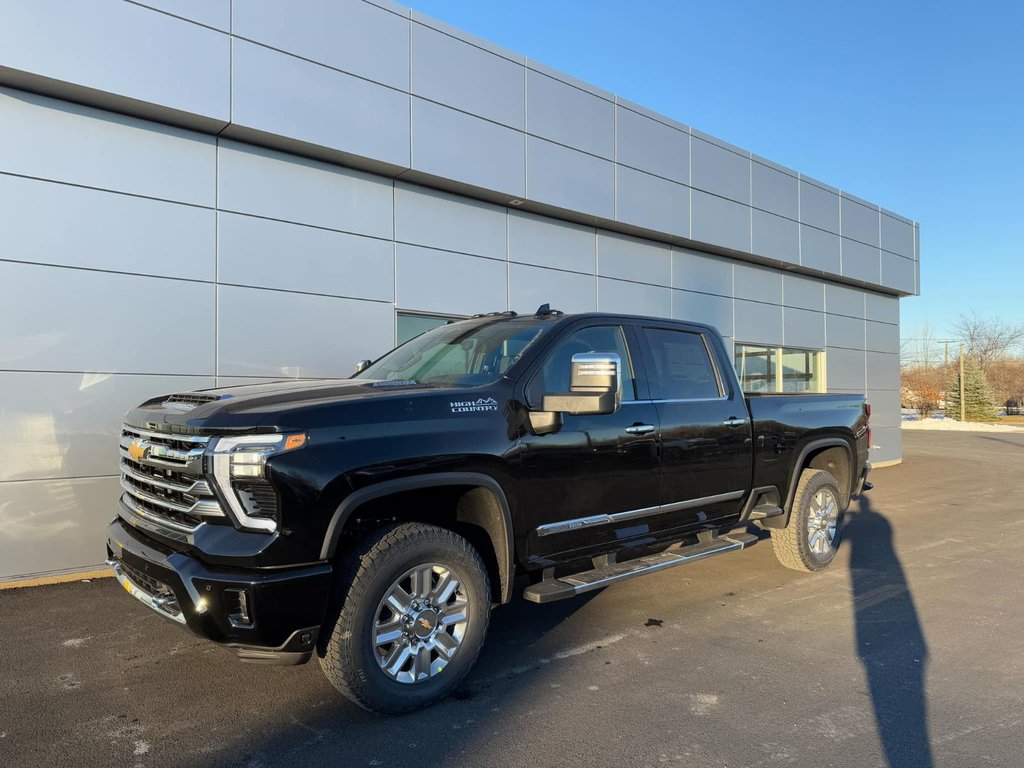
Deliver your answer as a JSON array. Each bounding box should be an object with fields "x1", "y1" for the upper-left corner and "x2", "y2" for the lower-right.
[{"x1": 2, "y1": 430, "x2": 1023, "y2": 768}]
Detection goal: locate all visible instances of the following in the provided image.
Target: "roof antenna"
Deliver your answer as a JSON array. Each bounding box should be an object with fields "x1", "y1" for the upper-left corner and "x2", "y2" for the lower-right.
[{"x1": 535, "y1": 303, "x2": 563, "y2": 316}]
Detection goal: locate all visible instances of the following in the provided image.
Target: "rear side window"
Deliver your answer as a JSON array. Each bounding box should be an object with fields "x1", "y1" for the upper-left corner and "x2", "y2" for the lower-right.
[{"x1": 642, "y1": 328, "x2": 722, "y2": 400}]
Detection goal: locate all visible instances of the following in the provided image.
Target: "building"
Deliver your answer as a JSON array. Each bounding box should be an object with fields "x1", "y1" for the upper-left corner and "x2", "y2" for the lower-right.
[{"x1": 0, "y1": 0, "x2": 918, "y2": 582}]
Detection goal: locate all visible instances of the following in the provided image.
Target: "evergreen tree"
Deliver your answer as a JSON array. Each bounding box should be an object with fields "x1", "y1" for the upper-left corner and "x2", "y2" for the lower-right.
[{"x1": 947, "y1": 356, "x2": 997, "y2": 420}]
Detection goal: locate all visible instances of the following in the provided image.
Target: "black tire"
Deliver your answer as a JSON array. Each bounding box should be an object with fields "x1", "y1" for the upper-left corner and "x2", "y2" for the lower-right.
[
  {"x1": 770, "y1": 468, "x2": 842, "y2": 572},
  {"x1": 318, "y1": 522, "x2": 491, "y2": 714}
]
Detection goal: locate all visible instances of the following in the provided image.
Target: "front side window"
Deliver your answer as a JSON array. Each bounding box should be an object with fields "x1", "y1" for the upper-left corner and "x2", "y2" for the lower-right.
[
  {"x1": 642, "y1": 328, "x2": 722, "y2": 400},
  {"x1": 526, "y1": 325, "x2": 636, "y2": 406},
  {"x1": 358, "y1": 318, "x2": 549, "y2": 387},
  {"x1": 734, "y1": 344, "x2": 825, "y2": 393}
]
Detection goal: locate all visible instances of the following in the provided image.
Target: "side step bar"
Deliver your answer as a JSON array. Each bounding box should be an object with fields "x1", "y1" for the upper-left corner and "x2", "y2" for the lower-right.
[
  {"x1": 523, "y1": 531, "x2": 759, "y2": 604},
  {"x1": 748, "y1": 504, "x2": 784, "y2": 521}
]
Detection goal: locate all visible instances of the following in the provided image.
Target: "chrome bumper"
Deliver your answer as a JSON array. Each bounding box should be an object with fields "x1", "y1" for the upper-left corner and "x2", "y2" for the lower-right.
[{"x1": 106, "y1": 556, "x2": 187, "y2": 624}]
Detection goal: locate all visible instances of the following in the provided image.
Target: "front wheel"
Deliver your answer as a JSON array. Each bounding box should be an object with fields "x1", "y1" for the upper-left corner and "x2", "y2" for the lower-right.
[
  {"x1": 318, "y1": 522, "x2": 491, "y2": 714},
  {"x1": 770, "y1": 468, "x2": 842, "y2": 572}
]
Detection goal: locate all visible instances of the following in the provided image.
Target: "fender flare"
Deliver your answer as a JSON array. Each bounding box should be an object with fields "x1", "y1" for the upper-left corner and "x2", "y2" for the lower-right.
[
  {"x1": 320, "y1": 472, "x2": 516, "y2": 604},
  {"x1": 780, "y1": 437, "x2": 855, "y2": 525}
]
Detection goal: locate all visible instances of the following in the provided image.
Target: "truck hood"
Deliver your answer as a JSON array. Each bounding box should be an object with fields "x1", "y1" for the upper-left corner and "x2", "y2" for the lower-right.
[{"x1": 123, "y1": 378, "x2": 507, "y2": 432}]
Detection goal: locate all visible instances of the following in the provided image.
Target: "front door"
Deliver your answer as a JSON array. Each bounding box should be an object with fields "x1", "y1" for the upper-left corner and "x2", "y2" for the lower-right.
[
  {"x1": 516, "y1": 323, "x2": 661, "y2": 564},
  {"x1": 636, "y1": 324, "x2": 753, "y2": 530}
]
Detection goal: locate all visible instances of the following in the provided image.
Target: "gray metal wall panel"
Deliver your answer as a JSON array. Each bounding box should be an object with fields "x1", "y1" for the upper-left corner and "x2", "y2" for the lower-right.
[
  {"x1": 395, "y1": 244, "x2": 507, "y2": 316},
  {"x1": 691, "y1": 137, "x2": 750, "y2": 204},
  {"x1": 597, "y1": 233, "x2": 672, "y2": 286},
  {"x1": 751, "y1": 161, "x2": 798, "y2": 220},
  {"x1": 134, "y1": 0, "x2": 231, "y2": 31},
  {"x1": 526, "y1": 69, "x2": 614, "y2": 159},
  {"x1": 0, "y1": 262, "x2": 215, "y2": 375},
  {"x1": 217, "y1": 285, "x2": 394, "y2": 377},
  {"x1": 0, "y1": 88, "x2": 216, "y2": 206},
  {"x1": 783, "y1": 308, "x2": 826, "y2": 349},
  {"x1": 783, "y1": 274, "x2": 825, "y2": 312},
  {"x1": 867, "y1": 351, "x2": 900, "y2": 391},
  {"x1": 751, "y1": 209, "x2": 800, "y2": 265},
  {"x1": 410, "y1": 22, "x2": 524, "y2": 129},
  {"x1": 734, "y1": 300, "x2": 783, "y2": 346},
  {"x1": 0, "y1": 476, "x2": 123, "y2": 579},
  {"x1": 597, "y1": 277, "x2": 671, "y2": 317},
  {"x1": 691, "y1": 190, "x2": 751, "y2": 253},
  {"x1": 0, "y1": 173, "x2": 215, "y2": 282},
  {"x1": 841, "y1": 238, "x2": 882, "y2": 284},
  {"x1": 527, "y1": 136, "x2": 614, "y2": 219},
  {"x1": 866, "y1": 292, "x2": 899, "y2": 325},
  {"x1": 871, "y1": 426, "x2": 902, "y2": 464},
  {"x1": 217, "y1": 212, "x2": 394, "y2": 301},
  {"x1": 0, "y1": 372, "x2": 214, "y2": 483},
  {"x1": 231, "y1": 40, "x2": 410, "y2": 170},
  {"x1": 868, "y1": 319, "x2": 901, "y2": 354},
  {"x1": 232, "y1": 0, "x2": 410, "y2": 90},
  {"x1": 0, "y1": 0, "x2": 229, "y2": 120},
  {"x1": 217, "y1": 140, "x2": 394, "y2": 238},
  {"x1": 508, "y1": 211, "x2": 596, "y2": 274},
  {"x1": 615, "y1": 165, "x2": 690, "y2": 238},
  {"x1": 826, "y1": 347, "x2": 866, "y2": 392},
  {"x1": 411, "y1": 97, "x2": 526, "y2": 197},
  {"x1": 395, "y1": 183, "x2": 507, "y2": 259},
  {"x1": 826, "y1": 313, "x2": 866, "y2": 350},
  {"x1": 508, "y1": 263, "x2": 597, "y2": 315},
  {"x1": 825, "y1": 284, "x2": 866, "y2": 318},
  {"x1": 672, "y1": 249, "x2": 733, "y2": 296},
  {"x1": 881, "y1": 251, "x2": 916, "y2": 294},
  {"x1": 800, "y1": 225, "x2": 842, "y2": 274},
  {"x1": 734, "y1": 263, "x2": 783, "y2": 305},
  {"x1": 799, "y1": 181, "x2": 840, "y2": 233},
  {"x1": 672, "y1": 290, "x2": 734, "y2": 337},
  {"x1": 866, "y1": 389, "x2": 901, "y2": 429},
  {"x1": 614, "y1": 106, "x2": 689, "y2": 184},
  {"x1": 841, "y1": 196, "x2": 880, "y2": 246},
  {"x1": 881, "y1": 213, "x2": 914, "y2": 259}
]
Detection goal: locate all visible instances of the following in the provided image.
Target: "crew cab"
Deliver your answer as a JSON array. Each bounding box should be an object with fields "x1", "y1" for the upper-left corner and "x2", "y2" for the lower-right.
[{"x1": 106, "y1": 308, "x2": 871, "y2": 713}]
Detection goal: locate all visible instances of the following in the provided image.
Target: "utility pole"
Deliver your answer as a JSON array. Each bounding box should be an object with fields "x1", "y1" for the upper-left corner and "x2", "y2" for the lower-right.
[{"x1": 959, "y1": 342, "x2": 966, "y2": 422}]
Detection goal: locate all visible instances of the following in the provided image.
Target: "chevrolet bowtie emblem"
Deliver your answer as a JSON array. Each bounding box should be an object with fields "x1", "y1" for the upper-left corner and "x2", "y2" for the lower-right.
[
  {"x1": 419, "y1": 618, "x2": 432, "y2": 632},
  {"x1": 128, "y1": 439, "x2": 147, "y2": 463}
]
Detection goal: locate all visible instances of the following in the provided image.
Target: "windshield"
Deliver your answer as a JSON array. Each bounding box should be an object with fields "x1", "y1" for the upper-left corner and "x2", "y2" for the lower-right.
[{"x1": 356, "y1": 318, "x2": 550, "y2": 387}]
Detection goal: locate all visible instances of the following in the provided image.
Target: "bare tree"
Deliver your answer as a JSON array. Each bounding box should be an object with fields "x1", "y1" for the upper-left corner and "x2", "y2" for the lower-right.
[
  {"x1": 901, "y1": 322, "x2": 941, "y2": 369},
  {"x1": 951, "y1": 311, "x2": 1024, "y2": 370}
]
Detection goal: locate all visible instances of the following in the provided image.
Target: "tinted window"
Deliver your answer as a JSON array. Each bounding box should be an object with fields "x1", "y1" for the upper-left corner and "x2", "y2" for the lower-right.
[
  {"x1": 643, "y1": 329, "x2": 721, "y2": 399},
  {"x1": 526, "y1": 325, "x2": 636, "y2": 406}
]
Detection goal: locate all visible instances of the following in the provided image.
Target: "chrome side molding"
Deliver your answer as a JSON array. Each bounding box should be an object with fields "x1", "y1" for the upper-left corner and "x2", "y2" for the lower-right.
[{"x1": 535, "y1": 490, "x2": 746, "y2": 537}]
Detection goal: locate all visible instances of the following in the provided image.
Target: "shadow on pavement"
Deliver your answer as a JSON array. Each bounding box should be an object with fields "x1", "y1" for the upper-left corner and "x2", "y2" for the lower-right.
[
  {"x1": 203, "y1": 589, "x2": 600, "y2": 767},
  {"x1": 843, "y1": 493, "x2": 933, "y2": 768}
]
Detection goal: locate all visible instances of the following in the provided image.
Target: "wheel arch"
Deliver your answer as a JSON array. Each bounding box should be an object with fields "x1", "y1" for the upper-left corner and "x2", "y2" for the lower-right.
[
  {"x1": 320, "y1": 472, "x2": 515, "y2": 604},
  {"x1": 767, "y1": 437, "x2": 855, "y2": 529}
]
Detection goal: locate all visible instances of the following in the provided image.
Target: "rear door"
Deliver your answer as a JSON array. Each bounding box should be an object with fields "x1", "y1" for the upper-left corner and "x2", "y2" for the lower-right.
[{"x1": 636, "y1": 324, "x2": 753, "y2": 529}]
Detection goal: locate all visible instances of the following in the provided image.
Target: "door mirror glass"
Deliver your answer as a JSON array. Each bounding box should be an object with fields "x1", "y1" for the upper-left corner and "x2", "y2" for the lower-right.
[{"x1": 542, "y1": 352, "x2": 621, "y2": 416}]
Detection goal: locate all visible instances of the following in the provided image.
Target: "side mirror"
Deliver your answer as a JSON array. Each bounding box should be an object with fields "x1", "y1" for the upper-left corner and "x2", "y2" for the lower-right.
[
  {"x1": 542, "y1": 352, "x2": 621, "y2": 416},
  {"x1": 354, "y1": 359, "x2": 372, "y2": 374}
]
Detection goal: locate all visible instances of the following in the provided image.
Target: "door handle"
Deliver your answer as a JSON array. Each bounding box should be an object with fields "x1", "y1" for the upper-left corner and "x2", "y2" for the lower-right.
[
  {"x1": 625, "y1": 423, "x2": 656, "y2": 435},
  {"x1": 722, "y1": 417, "x2": 745, "y2": 428}
]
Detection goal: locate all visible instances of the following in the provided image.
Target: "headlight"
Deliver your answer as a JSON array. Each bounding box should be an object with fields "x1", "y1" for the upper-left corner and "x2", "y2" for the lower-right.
[{"x1": 209, "y1": 433, "x2": 307, "y2": 532}]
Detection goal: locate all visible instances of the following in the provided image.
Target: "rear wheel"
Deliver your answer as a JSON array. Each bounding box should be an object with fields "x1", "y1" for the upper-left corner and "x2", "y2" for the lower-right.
[
  {"x1": 770, "y1": 468, "x2": 842, "y2": 572},
  {"x1": 318, "y1": 522, "x2": 490, "y2": 714}
]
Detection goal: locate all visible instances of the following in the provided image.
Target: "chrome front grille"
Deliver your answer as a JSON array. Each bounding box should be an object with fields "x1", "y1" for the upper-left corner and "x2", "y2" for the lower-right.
[{"x1": 119, "y1": 426, "x2": 225, "y2": 533}]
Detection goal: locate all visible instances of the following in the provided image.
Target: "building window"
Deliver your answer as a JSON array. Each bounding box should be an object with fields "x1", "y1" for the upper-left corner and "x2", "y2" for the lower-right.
[
  {"x1": 395, "y1": 311, "x2": 462, "y2": 346},
  {"x1": 734, "y1": 344, "x2": 825, "y2": 393}
]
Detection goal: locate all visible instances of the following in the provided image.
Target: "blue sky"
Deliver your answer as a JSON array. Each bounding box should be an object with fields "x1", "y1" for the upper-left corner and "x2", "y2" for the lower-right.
[{"x1": 407, "y1": 0, "x2": 1023, "y2": 340}]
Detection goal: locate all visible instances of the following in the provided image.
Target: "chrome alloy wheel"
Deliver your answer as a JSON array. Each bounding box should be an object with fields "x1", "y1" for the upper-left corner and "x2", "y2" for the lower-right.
[
  {"x1": 806, "y1": 488, "x2": 839, "y2": 556},
  {"x1": 372, "y1": 563, "x2": 469, "y2": 684}
]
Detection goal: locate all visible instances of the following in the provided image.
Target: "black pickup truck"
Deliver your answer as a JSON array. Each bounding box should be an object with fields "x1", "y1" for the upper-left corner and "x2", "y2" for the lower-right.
[{"x1": 107, "y1": 307, "x2": 871, "y2": 713}]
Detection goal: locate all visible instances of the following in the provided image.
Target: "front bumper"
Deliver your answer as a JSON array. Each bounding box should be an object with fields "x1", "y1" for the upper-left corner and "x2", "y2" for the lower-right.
[{"x1": 106, "y1": 517, "x2": 332, "y2": 665}]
